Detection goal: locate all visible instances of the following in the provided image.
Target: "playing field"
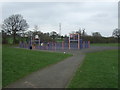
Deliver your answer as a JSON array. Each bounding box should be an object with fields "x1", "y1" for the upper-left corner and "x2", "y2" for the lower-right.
[
  {"x1": 0, "y1": 44, "x2": 2, "y2": 89},
  {"x1": 2, "y1": 46, "x2": 72, "y2": 87},
  {"x1": 68, "y1": 49, "x2": 118, "y2": 88},
  {"x1": 91, "y1": 43, "x2": 119, "y2": 46}
]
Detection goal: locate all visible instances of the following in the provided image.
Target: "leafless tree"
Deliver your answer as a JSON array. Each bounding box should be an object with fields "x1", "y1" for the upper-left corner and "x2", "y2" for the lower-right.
[
  {"x1": 33, "y1": 25, "x2": 39, "y2": 32},
  {"x1": 2, "y1": 14, "x2": 29, "y2": 44},
  {"x1": 112, "y1": 28, "x2": 120, "y2": 38}
]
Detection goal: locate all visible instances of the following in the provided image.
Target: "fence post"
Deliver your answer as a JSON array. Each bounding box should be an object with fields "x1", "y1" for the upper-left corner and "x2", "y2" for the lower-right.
[
  {"x1": 62, "y1": 41, "x2": 64, "y2": 50},
  {"x1": 88, "y1": 41, "x2": 90, "y2": 48},
  {"x1": 55, "y1": 42, "x2": 56, "y2": 51},
  {"x1": 78, "y1": 34, "x2": 80, "y2": 49},
  {"x1": 83, "y1": 41, "x2": 85, "y2": 48},
  {"x1": 69, "y1": 36, "x2": 70, "y2": 50}
]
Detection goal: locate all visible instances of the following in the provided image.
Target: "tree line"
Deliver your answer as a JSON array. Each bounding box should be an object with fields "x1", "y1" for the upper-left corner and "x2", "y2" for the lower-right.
[{"x1": 1, "y1": 14, "x2": 120, "y2": 44}]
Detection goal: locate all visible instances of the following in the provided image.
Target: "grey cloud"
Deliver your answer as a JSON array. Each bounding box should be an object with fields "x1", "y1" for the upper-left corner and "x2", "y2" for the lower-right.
[{"x1": 1, "y1": 2, "x2": 118, "y2": 37}]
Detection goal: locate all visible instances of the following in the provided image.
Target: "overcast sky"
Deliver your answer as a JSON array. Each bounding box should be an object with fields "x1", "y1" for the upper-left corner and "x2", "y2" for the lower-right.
[{"x1": 1, "y1": 2, "x2": 118, "y2": 37}]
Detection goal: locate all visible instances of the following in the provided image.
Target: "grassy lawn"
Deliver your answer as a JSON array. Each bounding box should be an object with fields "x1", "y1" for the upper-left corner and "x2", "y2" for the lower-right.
[
  {"x1": 2, "y1": 45, "x2": 72, "y2": 87},
  {"x1": 0, "y1": 44, "x2": 2, "y2": 89},
  {"x1": 91, "y1": 43, "x2": 119, "y2": 46},
  {"x1": 68, "y1": 50, "x2": 118, "y2": 88}
]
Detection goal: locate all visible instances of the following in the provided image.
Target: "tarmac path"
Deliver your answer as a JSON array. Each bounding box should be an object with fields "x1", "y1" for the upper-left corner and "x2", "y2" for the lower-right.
[{"x1": 6, "y1": 46, "x2": 118, "y2": 88}]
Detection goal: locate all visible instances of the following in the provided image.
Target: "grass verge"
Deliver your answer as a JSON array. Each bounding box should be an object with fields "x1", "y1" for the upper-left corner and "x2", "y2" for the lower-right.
[
  {"x1": 68, "y1": 50, "x2": 118, "y2": 88},
  {"x1": 3, "y1": 45, "x2": 72, "y2": 87},
  {"x1": 91, "y1": 43, "x2": 119, "y2": 46}
]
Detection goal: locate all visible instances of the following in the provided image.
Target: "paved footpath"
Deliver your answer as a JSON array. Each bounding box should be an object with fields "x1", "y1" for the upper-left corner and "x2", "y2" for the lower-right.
[{"x1": 6, "y1": 46, "x2": 118, "y2": 88}]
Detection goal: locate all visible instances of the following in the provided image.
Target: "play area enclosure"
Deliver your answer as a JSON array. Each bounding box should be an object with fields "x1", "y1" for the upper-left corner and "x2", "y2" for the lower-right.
[{"x1": 19, "y1": 33, "x2": 90, "y2": 50}]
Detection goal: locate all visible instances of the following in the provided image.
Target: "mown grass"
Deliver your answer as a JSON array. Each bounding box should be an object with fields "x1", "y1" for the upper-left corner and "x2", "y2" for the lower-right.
[
  {"x1": 68, "y1": 50, "x2": 118, "y2": 88},
  {"x1": 91, "y1": 43, "x2": 119, "y2": 46},
  {"x1": 0, "y1": 44, "x2": 2, "y2": 89},
  {"x1": 2, "y1": 46, "x2": 72, "y2": 87}
]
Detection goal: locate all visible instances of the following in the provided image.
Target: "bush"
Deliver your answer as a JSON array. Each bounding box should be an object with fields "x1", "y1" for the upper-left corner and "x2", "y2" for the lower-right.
[{"x1": 82, "y1": 36, "x2": 118, "y2": 43}]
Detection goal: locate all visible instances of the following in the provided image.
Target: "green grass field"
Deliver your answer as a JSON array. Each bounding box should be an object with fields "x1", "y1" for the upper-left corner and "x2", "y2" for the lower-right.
[
  {"x1": 2, "y1": 46, "x2": 72, "y2": 87},
  {"x1": 68, "y1": 50, "x2": 118, "y2": 88},
  {"x1": 0, "y1": 44, "x2": 2, "y2": 89},
  {"x1": 91, "y1": 43, "x2": 119, "y2": 46}
]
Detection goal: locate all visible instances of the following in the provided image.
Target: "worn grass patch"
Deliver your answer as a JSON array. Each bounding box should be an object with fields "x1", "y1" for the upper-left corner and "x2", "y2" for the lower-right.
[
  {"x1": 68, "y1": 50, "x2": 118, "y2": 88},
  {"x1": 3, "y1": 46, "x2": 72, "y2": 87}
]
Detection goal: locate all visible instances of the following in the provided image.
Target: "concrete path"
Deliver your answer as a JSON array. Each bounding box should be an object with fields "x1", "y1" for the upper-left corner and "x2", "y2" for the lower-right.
[{"x1": 6, "y1": 46, "x2": 118, "y2": 88}]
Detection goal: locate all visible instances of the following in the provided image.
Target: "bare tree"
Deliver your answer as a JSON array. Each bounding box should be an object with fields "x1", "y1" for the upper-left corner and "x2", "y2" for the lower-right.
[
  {"x1": 33, "y1": 25, "x2": 39, "y2": 32},
  {"x1": 76, "y1": 28, "x2": 81, "y2": 35},
  {"x1": 2, "y1": 14, "x2": 29, "y2": 44},
  {"x1": 112, "y1": 28, "x2": 120, "y2": 38},
  {"x1": 82, "y1": 28, "x2": 88, "y2": 36}
]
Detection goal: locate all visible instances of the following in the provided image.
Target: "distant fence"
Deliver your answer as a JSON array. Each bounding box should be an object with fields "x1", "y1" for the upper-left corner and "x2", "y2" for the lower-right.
[{"x1": 19, "y1": 41, "x2": 90, "y2": 50}]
